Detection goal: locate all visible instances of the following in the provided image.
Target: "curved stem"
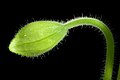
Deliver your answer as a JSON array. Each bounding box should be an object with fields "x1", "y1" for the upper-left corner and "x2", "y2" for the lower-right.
[{"x1": 64, "y1": 17, "x2": 114, "y2": 80}]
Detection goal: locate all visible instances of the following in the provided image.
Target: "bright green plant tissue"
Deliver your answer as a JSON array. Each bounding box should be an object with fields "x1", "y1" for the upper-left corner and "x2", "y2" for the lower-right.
[
  {"x1": 9, "y1": 21, "x2": 67, "y2": 57},
  {"x1": 9, "y1": 17, "x2": 118, "y2": 80}
]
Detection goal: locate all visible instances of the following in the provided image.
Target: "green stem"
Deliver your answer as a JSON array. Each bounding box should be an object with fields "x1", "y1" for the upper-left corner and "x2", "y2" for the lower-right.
[{"x1": 64, "y1": 17, "x2": 114, "y2": 80}]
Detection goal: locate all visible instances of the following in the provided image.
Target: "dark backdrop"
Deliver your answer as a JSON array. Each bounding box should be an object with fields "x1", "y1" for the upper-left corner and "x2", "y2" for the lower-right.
[{"x1": 0, "y1": 1, "x2": 119, "y2": 80}]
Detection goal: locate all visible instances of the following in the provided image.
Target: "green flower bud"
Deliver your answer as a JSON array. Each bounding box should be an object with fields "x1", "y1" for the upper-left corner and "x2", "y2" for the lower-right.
[{"x1": 9, "y1": 21, "x2": 67, "y2": 57}]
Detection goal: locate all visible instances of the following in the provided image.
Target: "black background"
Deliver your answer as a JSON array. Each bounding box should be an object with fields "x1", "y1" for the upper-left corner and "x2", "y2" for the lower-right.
[{"x1": 0, "y1": 1, "x2": 120, "y2": 80}]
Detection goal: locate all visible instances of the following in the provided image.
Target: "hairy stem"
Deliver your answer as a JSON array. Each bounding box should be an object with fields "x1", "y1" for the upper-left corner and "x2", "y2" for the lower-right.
[{"x1": 64, "y1": 17, "x2": 114, "y2": 80}]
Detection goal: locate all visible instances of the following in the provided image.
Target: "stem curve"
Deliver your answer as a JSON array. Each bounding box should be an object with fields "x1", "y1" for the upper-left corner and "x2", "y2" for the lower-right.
[{"x1": 64, "y1": 17, "x2": 114, "y2": 80}]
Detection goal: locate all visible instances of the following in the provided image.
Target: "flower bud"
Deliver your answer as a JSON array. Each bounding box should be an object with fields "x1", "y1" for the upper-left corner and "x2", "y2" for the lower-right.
[{"x1": 9, "y1": 21, "x2": 67, "y2": 57}]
